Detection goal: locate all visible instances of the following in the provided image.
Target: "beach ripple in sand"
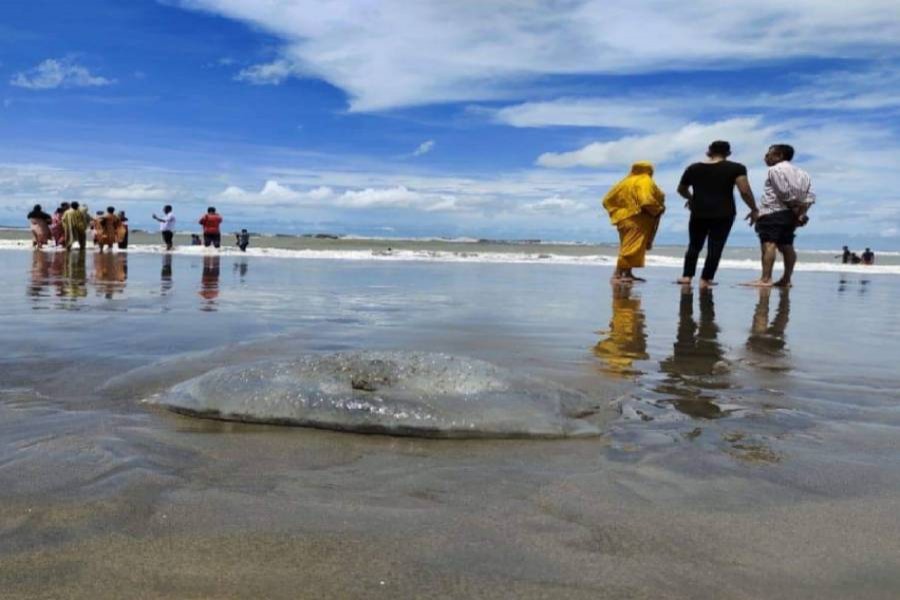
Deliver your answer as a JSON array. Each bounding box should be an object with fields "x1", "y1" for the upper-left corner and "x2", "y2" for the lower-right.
[{"x1": 146, "y1": 351, "x2": 604, "y2": 438}]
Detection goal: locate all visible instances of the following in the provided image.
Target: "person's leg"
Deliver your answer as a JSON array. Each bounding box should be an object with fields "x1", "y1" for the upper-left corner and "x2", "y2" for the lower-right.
[
  {"x1": 746, "y1": 241, "x2": 777, "y2": 286},
  {"x1": 678, "y1": 217, "x2": 707, "y2": 284},
  {"x1": 775, "y1": 244, "x2": 796, "y2": 287},
  {"x1": 700, "y1": 217, "x2": 734, "y2": 287},
  {"x1": 212, "y1": 233, "x2": 221, "y2": 249},
  {"x1": 613, "y1": 220, "x2": 640, "y2": 283}
]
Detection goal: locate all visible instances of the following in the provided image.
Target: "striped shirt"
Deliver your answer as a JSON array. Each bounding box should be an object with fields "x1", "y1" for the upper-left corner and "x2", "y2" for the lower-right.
[{"x1": 759, "y1": 161, "x2": 816, "y2": 217}]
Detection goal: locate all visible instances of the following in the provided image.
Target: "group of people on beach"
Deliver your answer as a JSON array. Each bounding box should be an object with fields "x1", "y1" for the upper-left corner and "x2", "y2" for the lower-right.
[
  {"x1": 27, "y1": 202, "x2": 129, "y2": 252},
  {"x1": 602, "y1": 141, "x2": 815, "y2": 288}
]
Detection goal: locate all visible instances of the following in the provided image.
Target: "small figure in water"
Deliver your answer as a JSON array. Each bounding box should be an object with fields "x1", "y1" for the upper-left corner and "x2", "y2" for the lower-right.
[
  {"x1": 191, "y1": 234, "x2": 202, "y2": 246},
  {"x1": 862, "y1": 248, "x2": 875, "y2": 265},
  {"x1": 601, "y1": 161, "x2": 665, "y2": 283},
  {"x1": 27, "y1": 204, "x2": 52, "y2": 249},
  {"x1": 117, "y1": 211, "x2": 129, "y2": 249},
  {"x1": 152, "y1": 205, "x2": 176, "y2": 251},
  {"x1": 236, "y1": 229, "x2": 250, "y2": 252},
  {"x1": 851, "y1": 253, "x2": 862, "y2": 264},
  {"x1": 96, "y1": 207, "x2": 121, "y2": 253},
  {"x1": 839, "y1": 246, "x2": 851, "y2": 264}
]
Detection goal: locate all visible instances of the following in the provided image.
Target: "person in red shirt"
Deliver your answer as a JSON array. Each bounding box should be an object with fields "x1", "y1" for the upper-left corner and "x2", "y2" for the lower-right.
[{"x1": 199, "y1": 207, "x2": 223, "y2": 248}]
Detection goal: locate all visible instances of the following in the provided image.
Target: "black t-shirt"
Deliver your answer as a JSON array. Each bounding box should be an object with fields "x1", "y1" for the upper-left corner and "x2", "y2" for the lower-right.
[{"x1": 679, "y1": 160, "x2": 747, "y2": 219}]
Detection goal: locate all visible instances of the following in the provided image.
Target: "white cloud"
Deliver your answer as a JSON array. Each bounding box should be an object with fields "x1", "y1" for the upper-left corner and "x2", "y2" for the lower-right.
[
  {"x1": 234, "y1": 59, "x2": 295, "y2": 85},
  {"x1": 523, "y1": 196, "x2": 590, "y2": 215},
  {"x1": 11, "y1": 58, "x2": 114, "y2": 90},
  {"x1": 177, "y1": 0, "x2": 900, "y2": 111},
  {"x1": 537, "y1": 117, "x2": 779, "y2": 168},
  {"x1": 94, "y1": 184, "x2": 171, "y2": 201},
  {"x1": 491, "y1": 98, "x2": 677, "y2": 130},
  {"x1": 412, "y1": 140, "x2": 435, "y2": 157}
]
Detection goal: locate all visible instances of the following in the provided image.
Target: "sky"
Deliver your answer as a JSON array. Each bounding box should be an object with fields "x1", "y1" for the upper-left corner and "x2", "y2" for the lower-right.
[{"x1": 1, "y1": 0, "x2": 899, "y2": 248}]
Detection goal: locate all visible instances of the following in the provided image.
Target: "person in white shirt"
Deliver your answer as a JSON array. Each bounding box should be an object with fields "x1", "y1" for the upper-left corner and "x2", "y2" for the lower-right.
[
  {"x1": 744, "y1": 144, "x2": 815, "y2": 288},
  {"x1": 152, "y1": 205, "x2": 176, "y2": 251}
]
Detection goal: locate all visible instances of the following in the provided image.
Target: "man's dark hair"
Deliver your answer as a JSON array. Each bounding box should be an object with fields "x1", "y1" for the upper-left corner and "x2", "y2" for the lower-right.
[
  {"x1": 208, "y1": 207, "x2": 216, "y2": 213},
  {"x1": 163, "y1": 205, "x2": 172, "y2": 213},
  {"x1": 71, "y1": 201, "x2": 80, "y2": 209},
  {"x1": 107, "y1": 206, "x2": 115, "y2": 214},
  {"x1": 708, "y1": 140, "x2": 731, "y2": 157},
  {"x1": 770, "y1": 144, "x2": 795, "y2": 161}
]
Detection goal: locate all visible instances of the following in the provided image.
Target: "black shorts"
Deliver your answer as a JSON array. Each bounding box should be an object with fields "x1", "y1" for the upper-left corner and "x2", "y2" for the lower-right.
[
  {"x1": 162, "y1": 230, "x2": 174, "y2": 247},
  {"x1": 756, "y1": 211, "x2": 797, "y2": 246},
  {"x1": 203, "y1": 232, "x2": 221, "y2": 248}
]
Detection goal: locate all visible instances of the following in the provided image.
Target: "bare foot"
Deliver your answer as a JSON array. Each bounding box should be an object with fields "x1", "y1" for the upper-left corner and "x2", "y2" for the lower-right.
[
  {"x1": 773, "y1": 279, "x2": 793, "y2": 288},
  {"x1": 740, "y1": 279, "x2": 774, "y2": 287},
  {"x1": 629, "y1": 275, "x2": 646, "y2": 282},
  {"x1": 675, "y1": 277, "x2": 692, "y2": 285},
  {"x1": 699, "y1": 279, "x2": 717, "y2": 289},
  {"x1": 610, "y1": 276, "x2": 634, "y2": 285}
]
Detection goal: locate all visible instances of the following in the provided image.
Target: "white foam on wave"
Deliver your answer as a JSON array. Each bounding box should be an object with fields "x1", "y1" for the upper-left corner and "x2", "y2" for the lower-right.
[{"x1": 2, "y1": 239, "x2": 898, "y2": 275}]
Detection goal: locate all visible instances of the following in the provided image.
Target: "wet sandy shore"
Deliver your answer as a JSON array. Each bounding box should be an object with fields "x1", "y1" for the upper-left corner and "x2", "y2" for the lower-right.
[{"x1": 1, "y1": 249, "x2": 899, "y2": 598}]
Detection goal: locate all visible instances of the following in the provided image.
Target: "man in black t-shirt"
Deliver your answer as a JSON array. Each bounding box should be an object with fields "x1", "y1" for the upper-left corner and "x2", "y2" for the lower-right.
[{"x1": 676, "y1": 140, "x2": 759, "y2": 288}]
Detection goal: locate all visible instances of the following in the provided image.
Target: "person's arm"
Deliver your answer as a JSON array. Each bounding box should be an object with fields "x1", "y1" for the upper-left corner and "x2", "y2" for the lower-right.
[
  {"x1": 736, "y1": 175, "x2": 759, "y2": 224},
  {"x1": 677, "y1": 167, "x2": 692, "y2": 209},
  {"x1": 152, "y1": 214, "x2": 163, "y2": 223}
]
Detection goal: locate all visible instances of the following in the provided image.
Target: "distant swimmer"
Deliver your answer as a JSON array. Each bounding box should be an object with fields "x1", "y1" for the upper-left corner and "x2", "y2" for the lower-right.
[
  {"x1": 152, "y1": 204, "x2": 176, "y2": 251},
  {"x1": 862, "y1": 248, "x2": 875, "y2": 265},
  {"x1": 191, "y1": 234, "x2": 201, "y2": 246},
  {"x1": 601, "y1": 161, "x2": 665, "y2": 284},
  {"x1": 851, "y1": 253, "x2": 862, "y2": 264},
  {"x1": 26, "y1": 204, "x2": 52, "y2": 249},
  {"x1": 199, "y1": 207, "x2": 223, "y2": 249},
  {"x1": 744, "y1": 144, "x2": 816, "y2": 288},
  {"x1": 838, "y1": 245, "x2": 851, "y2": 263},
  {"x1": 236, "y1": 229, "x2": 250, "y2": 252},
  {"x1": 676, "y1": 140, "x2": 758, "y2": 289}
]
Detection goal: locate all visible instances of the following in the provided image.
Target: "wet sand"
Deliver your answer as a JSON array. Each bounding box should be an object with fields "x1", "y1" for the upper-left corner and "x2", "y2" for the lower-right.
[{"x1": 1, "y1": 249, "x2": 899, "y2": 598}]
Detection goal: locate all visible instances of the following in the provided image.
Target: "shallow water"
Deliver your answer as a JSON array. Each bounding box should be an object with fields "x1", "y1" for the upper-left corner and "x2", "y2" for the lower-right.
[{"x1": 2, "y1": 249, "x2": 899, "y2": 598}]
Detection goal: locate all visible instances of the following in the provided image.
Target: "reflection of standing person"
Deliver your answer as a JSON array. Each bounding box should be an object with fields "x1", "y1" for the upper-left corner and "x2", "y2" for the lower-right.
[
  {"x1": 117, "y1": 211, "x2": 129, "y2": 249},
  {"x1": 658, "y1": 288, "x2": 727, "y2": 418},
  {"x1": 199, "y1": 207, "x2": 223, "y2": 249},
  {"x1": 61, "y1": 249, "x2": 88, "y2": 298},
  {"x1": 200, "y1": 255, "x2": 221, "y2": 310},
  {"x1": 160, "y1": 253, "x2": 173, "y2": 295},
  {"x1": 745, "y1": 144, "x2": 815, "y2": 288},
  {"x1": 62, "y1": 202, "x2": 89, "y2": 250},
  {"x1": 746, "y1": 288, "x2": 791, "y2": 360},
  {"x1": 152, "y1": 205, "x2": 176, "y2": 251},
  {"x1": 677, "y1": 141, "x2": 758, "y2": 288},
  {"x1": 29, "y1": 250, "x2": 51, "y2": 298},
  {"x1": 592, "y1": 285, "x2": 648, "y2": 378},
  {"x1": 27, "y1": 204, "x2": 52, "y2": 248},
  {"x1": 601, "y1": 161, "x2": 665, "y2": 284}
]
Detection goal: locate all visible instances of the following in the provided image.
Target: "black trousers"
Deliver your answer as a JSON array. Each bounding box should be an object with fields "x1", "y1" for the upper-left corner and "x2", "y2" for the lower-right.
[{"x1": 682, "y1": 216, "x2": 734, "y2": 281}]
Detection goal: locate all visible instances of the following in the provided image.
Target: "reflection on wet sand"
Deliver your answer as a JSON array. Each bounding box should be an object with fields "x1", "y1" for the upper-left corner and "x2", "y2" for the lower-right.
[
  {"x1": 233, "y1": 258, "x2": 248, "y2": 281},
  {"x1": 161, "y1": 253, "x2": 173, "y2": 295},
  {"x1": 657, "y1": 288, "x2": 730, "y2": 419},
  {"x1": 746, "y1": 287, "x2": 791, "y2": 366},
  {"x1": 93, "y1": 252, "x2": 128, "y2": 299},
  {"x1": 61, "y1": 250, "x2": 88, "y2": 300},
  {"x1": 593, "y1": 284, "x2": 647, "y2": 378},
  {"x1": 200, "y1": 255, "x2": 220, "y2": 311}
]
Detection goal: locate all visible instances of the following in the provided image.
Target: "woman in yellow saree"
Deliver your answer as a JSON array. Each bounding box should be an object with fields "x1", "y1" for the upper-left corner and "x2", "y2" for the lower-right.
[{"x1": 602, "y1": 161, "x2": 665, "y2": 283}]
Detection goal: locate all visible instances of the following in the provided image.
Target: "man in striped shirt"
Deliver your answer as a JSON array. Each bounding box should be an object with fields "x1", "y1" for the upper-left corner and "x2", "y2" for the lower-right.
[{"x1": 745, "y1": 144, "x2": 815, "y2": 287}]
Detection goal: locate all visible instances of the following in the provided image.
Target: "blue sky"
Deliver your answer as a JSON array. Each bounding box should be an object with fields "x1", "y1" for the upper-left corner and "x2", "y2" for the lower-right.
[{"x1": 1, "y1": 0, "x2": 899, "y2": 247}]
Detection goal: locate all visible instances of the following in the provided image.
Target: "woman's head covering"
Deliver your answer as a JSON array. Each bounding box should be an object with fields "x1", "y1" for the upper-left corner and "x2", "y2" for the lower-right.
[{"x1": 601, "y1": 161, "x2": 664, "y2": 225}]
